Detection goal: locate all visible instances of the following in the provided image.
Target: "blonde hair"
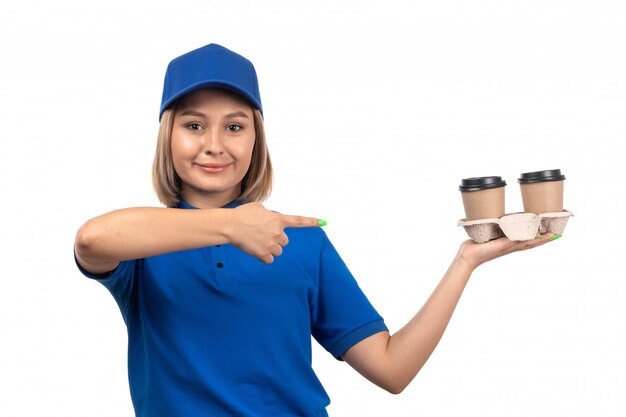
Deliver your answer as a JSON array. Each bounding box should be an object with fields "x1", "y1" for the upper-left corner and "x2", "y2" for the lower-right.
[{"x1": 152, "y1": 104, "x2": 273, "y2": 207}]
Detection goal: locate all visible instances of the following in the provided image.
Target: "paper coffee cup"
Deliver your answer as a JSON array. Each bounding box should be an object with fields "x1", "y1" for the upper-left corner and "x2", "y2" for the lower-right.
[
  {"x1": 459, "y1": 176, "x2": 507, "y2": 221},
  {"x1": 518, "y1": 169, "x2": 566, "y2": 214}
]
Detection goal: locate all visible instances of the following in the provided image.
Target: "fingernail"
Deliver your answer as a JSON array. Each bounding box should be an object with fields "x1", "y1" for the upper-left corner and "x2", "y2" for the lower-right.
[
  {"x1": 318, "y1": 219, "x2": 327, "y2": 227},
  {"x1": 548, "y1": 234, "x2": 562, "y2": 241},
  {"x1": 535, "y1": 235, "x2": 544, "y2": 239}
]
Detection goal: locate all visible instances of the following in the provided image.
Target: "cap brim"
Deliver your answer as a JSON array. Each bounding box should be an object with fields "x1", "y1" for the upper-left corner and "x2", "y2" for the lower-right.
[{"x1": 159, "y1": 80, "x2": 263, "y2": 120}]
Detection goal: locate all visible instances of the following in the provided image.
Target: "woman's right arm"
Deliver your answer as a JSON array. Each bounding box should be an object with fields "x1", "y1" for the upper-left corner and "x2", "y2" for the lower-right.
[{"x1": 75, "y1": 203, "x2": 322, "y2": 274}]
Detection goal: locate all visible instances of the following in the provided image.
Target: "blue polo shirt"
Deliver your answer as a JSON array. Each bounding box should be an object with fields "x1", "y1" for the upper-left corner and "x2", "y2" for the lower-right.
[{"x1": 78, "y1": 199, "x2": 387, "y2": 417}]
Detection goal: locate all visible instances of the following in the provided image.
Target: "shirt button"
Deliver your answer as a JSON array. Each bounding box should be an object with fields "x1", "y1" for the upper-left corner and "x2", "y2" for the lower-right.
[{"x1": 216, "y1": 263, "x2": 224, "y2": 268}]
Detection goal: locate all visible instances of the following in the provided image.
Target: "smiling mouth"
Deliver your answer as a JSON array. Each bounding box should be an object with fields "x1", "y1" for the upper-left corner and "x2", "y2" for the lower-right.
[{"x1": 196, "y1": 163, "x2": 230, "y2": 173}]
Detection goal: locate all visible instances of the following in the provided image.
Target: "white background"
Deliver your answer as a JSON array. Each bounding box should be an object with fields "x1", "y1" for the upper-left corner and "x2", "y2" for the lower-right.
[{"x1": 1, "y1": 1, "x2": 624, "y2": 416}]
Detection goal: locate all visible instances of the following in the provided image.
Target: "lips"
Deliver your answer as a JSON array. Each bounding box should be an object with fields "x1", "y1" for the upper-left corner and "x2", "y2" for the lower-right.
[{"x1": 196, "y1": 163, "x2": 231, "y2": 173}]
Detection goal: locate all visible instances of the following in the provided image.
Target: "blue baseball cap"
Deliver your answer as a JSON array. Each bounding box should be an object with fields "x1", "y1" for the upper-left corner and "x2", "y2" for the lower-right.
[{"x1": 159, "y1": 43, "x2": 262, "y2": 120}]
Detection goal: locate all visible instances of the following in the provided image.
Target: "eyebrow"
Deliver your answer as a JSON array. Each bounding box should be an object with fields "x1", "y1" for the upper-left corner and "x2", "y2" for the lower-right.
[
  {"x1": 179, "y1": 109, "x2": 206, "y2": 118},
  {"x1": 224, "y1": 111, "x2": 250, "y2": 119},
  {"x1": 178, "y1": 109, "x2": 250, "y2": 119}
]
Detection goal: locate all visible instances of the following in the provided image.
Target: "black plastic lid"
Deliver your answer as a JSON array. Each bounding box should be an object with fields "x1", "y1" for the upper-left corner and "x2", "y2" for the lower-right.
[
  {"x1": 459, "y1": 176, "x2": 507, "y2": 192},
  {"x1": 518, "y1": 169, "x2": 566, "y2": 184}
]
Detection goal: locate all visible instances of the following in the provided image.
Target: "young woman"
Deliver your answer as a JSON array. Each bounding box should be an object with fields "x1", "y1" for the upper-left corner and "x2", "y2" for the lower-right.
[{"x1": 75, "y1": 43, "x2": 559, "y2": 417}]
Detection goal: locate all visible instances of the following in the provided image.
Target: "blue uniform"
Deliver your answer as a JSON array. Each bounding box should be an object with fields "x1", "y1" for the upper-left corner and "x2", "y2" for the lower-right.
[{"x1": 77, "y1": 199, "x2": 387, "y2": 416}]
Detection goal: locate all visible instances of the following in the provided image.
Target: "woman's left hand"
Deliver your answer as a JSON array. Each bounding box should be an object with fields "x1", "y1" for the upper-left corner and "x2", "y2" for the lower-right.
[
  {"x1": 458, "y1": 233, "x2": 562, "y2": 270},
  {"x1": 343, "y1": 232, "x2": 563, "y2": 393}
]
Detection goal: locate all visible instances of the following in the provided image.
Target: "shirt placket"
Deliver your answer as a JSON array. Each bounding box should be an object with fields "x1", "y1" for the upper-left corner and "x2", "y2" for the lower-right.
[{"x1": 211, "y1": 244, "x2": 232, "y2": 287}]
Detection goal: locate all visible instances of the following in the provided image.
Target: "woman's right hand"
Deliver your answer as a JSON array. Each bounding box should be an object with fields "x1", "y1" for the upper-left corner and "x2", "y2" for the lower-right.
[{"x1": 226, "y1": 202, "x2": 323, "y2": 264}]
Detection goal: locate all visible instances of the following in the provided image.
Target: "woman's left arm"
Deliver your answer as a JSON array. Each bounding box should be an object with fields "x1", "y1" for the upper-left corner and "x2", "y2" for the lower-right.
[{"x1": 341, "y1": 234, "x2": 560, "y2": 394}]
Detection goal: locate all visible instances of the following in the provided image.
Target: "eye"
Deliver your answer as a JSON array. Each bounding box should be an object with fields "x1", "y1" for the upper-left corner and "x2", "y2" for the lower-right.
[
  {"x1": 186, "y1": 122, "x2": 203, "y2": 131},
  {"x1": 227, "y1": 124, "x2": 242, "y2": 132}
]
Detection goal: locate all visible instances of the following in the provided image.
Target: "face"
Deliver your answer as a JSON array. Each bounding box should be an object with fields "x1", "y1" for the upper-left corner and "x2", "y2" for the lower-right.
[{"x1": 171, "y1": 89, "x2": 256, "y2": 208}]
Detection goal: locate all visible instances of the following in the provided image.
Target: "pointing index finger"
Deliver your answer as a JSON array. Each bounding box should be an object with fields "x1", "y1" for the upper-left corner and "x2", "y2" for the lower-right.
[{"x1": 280, "y1": 214, "x2": 327, "y2": 228}]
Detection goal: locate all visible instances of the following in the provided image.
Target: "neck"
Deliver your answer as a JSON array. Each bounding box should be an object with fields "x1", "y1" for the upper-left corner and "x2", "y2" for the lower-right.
[{"x1": 180, "y1": 188, "x2": 241, "y2": 209}]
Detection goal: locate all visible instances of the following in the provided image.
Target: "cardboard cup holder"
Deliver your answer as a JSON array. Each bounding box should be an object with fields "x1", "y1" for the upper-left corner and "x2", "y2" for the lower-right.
[{"x1": 458, "y1": 210, "x2": 574, "y2": 243}]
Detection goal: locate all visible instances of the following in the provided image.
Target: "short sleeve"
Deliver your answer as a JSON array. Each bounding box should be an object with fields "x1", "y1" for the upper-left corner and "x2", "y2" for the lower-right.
[
  {"x1": 310, "y1": 233, "x2": 388, "y2": 359},
  {"x1": 75, "y1": 252, "x2": 137, "y2": 324}
]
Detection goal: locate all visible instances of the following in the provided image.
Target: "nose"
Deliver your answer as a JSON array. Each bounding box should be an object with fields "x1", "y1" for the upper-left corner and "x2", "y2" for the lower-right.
[{"x1": 203, "y1": 127, "x2": 225, "y2": 155}]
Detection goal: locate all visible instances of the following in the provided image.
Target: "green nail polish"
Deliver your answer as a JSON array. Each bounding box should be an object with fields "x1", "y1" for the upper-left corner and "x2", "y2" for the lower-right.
[
  {"x1": 535, "y1": 235, "x2": 544, "y2": 239},
  {"x1": 548, "y1": 234, "x2": 562, "y2": 241},
  {"x1": 318, "y1": 219, "x2": 327, "y2": 227}
]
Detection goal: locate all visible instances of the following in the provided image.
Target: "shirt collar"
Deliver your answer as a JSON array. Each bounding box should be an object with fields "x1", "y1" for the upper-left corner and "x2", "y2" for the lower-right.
[{"x1": 175, "y1": 198, "x2": 243, "y2": 210}]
